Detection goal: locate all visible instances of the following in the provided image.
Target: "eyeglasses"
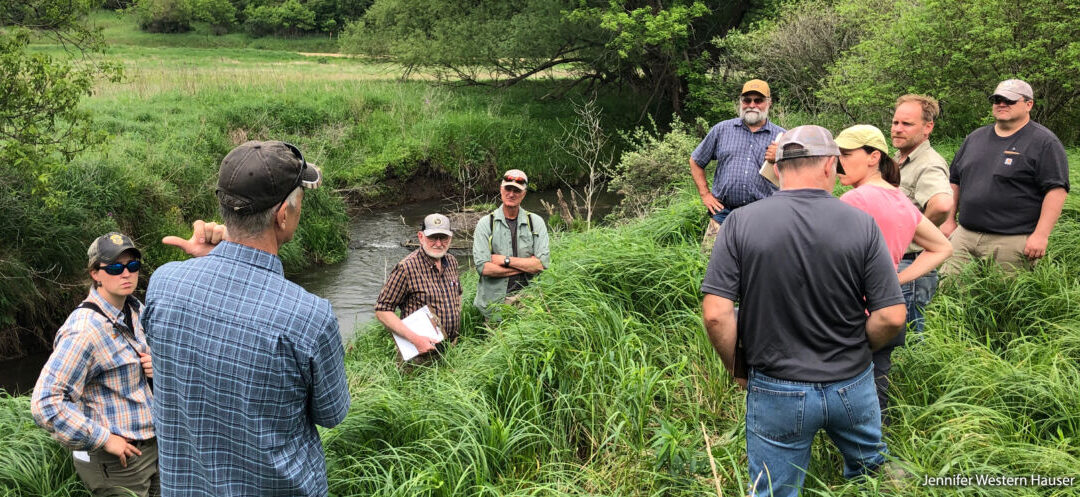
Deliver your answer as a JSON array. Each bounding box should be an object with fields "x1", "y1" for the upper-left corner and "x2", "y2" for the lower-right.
[
  {"x1": 503, "y1": 174, "x2": 527, "y2": 185},
  {"x1": 989, "y1": 96, "x2": 1019, "y2": 106},
  {"x1": 99, "y1": 260, "x2": 142, "y2": 275},
  {"x1": 741, "y1": 96, "x2": 767, "y2": 105},
  {"x1": 426, "y1": 234, "x2": 450, "y2": 244}
]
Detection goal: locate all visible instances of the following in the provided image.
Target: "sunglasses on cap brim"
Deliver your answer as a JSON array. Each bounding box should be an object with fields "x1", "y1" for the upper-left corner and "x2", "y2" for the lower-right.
[{"x1": 283, "y1": 143, "x2": 321, "y2": 190}]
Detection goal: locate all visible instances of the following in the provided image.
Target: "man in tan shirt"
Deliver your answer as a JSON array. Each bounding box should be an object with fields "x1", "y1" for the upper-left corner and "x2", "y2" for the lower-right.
[{"x1": 890, "y1": 94, "x2": 952, "y2": 334}]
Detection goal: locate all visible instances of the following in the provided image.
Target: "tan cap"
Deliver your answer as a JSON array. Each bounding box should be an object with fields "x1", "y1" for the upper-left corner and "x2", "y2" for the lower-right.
[
  {"x1": 834, "y1": 125, "x2": 889, "y2": 155},
  {"x1": 421, "y1": 213, "x2": 453, "y2": 237},
  {"x1": 991, "y1": 79, "x2": 1033, "y2": 101},
  {"x1": 500, "y1": 169, "x2": 528, "y2": 190},
  {"x1": 741, "y1": 79, "x2": 771, "y2": 99}
]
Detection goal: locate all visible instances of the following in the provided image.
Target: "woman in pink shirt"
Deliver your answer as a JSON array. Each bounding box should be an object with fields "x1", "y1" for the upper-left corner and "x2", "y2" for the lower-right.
[{"x1": 834, "y1": 125, "x2": 952, "y2": 422}]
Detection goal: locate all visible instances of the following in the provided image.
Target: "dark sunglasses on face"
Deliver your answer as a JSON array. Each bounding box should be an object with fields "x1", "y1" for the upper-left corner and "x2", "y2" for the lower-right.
[
  {"x1": 99, "y1": 260, "x2": 142, "y2": 275},
  {"x1": 989, "y1": 96, "x2": 1018, "y2": 106},
  {"x1": 504, "y1": 174, "x2": 527, "y2": 184},
  {"x1": 741, "y1": 96, "x2": 766, "y2": 105}
]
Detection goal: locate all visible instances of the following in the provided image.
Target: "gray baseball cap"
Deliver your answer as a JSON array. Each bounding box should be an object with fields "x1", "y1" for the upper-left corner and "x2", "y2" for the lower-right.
[
  {"x1": 991, "y1": 79, "x2": 1033, "y2": 101},
  {"x1": 88, "y1": 232, "x2": 141, "y2": 266},
  {"x1": 422, "y1": 213, "x2": 453, "y2": 237},
  {"x1": 775, "y1": 125, "x2": 841, "y2": 161},
  {"x1": 216, "y1": 141, "x2": 322, "y2": 215}
]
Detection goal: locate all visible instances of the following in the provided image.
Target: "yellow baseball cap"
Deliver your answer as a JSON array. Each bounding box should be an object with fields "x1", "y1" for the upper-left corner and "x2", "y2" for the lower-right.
[{"x1": 834, "y1": 125, "x2": 889, "y2": 155}]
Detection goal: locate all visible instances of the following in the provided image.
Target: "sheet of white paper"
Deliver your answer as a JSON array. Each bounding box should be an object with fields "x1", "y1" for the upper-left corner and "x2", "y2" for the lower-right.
[
  {"x1": 392, "y1": 305, "x2": 445, "y2": 362},
  {"x1": 73, "y1": 450, "x2": 90, "y2": 463}
]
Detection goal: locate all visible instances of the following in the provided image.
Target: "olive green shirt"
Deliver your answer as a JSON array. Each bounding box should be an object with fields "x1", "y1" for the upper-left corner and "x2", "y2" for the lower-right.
[
  {"x1": 472, "y1": 206, "x2": 550, "y2": 317},
  {"x1": 895, "y1": 140, "x2": 951, "y2": 253}
]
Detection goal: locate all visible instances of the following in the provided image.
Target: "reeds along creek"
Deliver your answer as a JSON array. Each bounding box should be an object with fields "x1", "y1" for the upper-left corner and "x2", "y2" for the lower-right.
[{"x1": 5, "y1": 171, "x2": 1080, "y2": 495}]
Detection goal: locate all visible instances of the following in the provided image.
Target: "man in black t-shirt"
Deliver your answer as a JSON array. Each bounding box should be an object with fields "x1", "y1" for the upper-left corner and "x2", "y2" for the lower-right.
[
  {"x1": 942, "y1": 79, "x2": 1070, "y2": 274},
  {"x1": 701, "y1": 125, "x2": 907, "y2": 497}
]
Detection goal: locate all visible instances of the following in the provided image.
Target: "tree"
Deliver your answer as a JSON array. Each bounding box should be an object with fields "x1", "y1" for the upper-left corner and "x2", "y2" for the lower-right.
[
  {"x1": 342, "y1": 0, "x2": 760, "y2": 115},
  {"x1": 821, "y1": 0, "x2": 1080, "y2": 141},
  {"x1": 1, "y1": 1, "x2": 121, "y2": 347}
]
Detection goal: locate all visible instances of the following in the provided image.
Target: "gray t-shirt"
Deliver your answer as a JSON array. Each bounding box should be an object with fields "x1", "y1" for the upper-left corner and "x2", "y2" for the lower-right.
[
  {"x1": 701, "y1": 189, "x2": 905, "y2": 382},
  {"x1": 950, "y1": 121, "x2": 1070, "y2": 234}
]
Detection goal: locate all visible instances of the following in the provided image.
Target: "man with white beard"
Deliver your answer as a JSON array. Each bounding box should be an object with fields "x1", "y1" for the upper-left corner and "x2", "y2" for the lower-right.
[
  {"x1": 690, "y1": 79, "x2": 786, "y2": 250},
  {"x1": 376, "y1": 213, "x2": 463, "y2": 359}
]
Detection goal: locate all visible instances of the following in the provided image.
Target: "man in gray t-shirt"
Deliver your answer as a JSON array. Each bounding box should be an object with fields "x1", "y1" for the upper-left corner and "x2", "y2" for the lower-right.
[{"x1": 701, "y1": 125, "x2": 906, "y2": 497}]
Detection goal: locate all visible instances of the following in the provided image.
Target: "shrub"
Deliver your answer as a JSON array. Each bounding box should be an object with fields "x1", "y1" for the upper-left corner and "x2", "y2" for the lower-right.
[
  {"x1": 130, "y1": 0, "x2": 196, "y2": 33},
  {"x1": 608, "y1": 116, "x2": 702, "y2": 219}
]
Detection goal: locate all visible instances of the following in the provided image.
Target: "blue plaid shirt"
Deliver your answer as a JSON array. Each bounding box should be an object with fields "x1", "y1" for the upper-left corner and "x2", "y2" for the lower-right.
[
  {"x1": 691, "y1": 118, "x2": 785, "y2": 208},
  {"x1": 144, "y1": 242, "x2": 349, "y2": 497}
]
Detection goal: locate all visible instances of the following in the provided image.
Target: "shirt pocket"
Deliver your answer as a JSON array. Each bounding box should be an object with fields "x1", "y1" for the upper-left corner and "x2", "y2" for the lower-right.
[{"x1": 992, "y1": 152, "x2": 1035, "y2": 182}]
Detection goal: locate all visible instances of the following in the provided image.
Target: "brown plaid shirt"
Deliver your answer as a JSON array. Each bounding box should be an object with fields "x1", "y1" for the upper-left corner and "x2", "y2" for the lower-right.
[{"x1": 375, "y1": 249, "x2": 462, "y2": 340}]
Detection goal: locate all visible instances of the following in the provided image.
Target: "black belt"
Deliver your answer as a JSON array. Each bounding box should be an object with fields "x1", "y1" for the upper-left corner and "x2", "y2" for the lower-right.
[
  {"x1": 901, "y1": 251, "x2": 921, "y2": 261},
  {"x1": 131, "y1": 437, "x2": 156, "y2": 448}
]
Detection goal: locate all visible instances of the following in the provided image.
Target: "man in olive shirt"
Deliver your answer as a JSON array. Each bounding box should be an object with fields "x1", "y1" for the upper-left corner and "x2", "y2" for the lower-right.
[
  {"x1": 472, "y1": 169, "x2": 550, "y2": 318},
  {"x1": 891, "y1": 94, "x2": 952, "y2": 333},
  {"x1": 942, "y1": 79, "x2": 1070, "y2": 274}
]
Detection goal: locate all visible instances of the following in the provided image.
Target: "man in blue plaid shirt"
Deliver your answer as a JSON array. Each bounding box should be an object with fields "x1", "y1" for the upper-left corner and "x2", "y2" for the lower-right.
[
  {"x1": 144, "y1": 141, "x2": 350, "y2": 496},
  {"x1": 690, "y1": 79, "x2": 786, "y2": 251}
]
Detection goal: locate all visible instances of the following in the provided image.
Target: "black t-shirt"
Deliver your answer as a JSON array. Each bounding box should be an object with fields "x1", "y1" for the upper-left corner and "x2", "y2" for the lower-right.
[
  {"x1": 701, "y1": 189, "x2": 905, "y2": 382},
  {"x1": 950, "y1": 121, "x2": 1070, "y2": 234}
]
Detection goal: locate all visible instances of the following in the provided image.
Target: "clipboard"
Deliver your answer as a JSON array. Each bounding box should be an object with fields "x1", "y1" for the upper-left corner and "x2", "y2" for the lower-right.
[{"x1": 392, "y1": 306, "x2": 444, "y2": 362}]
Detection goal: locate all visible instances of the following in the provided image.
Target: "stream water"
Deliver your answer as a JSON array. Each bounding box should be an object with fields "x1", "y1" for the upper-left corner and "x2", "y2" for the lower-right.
[{"x1": 0, "y1": 189, "x2": 620, "y2": 395}]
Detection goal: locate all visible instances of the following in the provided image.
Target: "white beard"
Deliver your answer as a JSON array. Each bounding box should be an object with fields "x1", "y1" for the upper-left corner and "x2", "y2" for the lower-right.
[{"x1": 740, "y1": 107, "x2": 768, "y2": 126}]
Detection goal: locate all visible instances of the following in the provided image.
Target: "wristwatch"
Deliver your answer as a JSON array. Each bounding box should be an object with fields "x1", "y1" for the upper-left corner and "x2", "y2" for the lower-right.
[{"x1": 503, "y1": 256, "x2": 511, "y2": 267}]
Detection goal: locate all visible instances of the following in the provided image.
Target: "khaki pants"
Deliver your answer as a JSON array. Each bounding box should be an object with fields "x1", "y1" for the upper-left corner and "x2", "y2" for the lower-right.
[
  {"x1": 941, "y1": 225, "x2": 1031, "y2": 276},
  {"x1": 701, "y1": 218, "x2": 722, "y2": 256},
  {"x1": 73, "y1": 438, "x2": 159, "y2": 497}
]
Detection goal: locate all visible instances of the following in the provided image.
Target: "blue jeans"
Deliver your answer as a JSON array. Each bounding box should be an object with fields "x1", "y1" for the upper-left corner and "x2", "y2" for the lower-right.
[
  {"x1": 746, "y1": 365, "x2": 886, "y2": 497},
  {"x1": 898, "y1": 259, "x2": 939, "y2": 335},
  {"x1": 710, "y1": 207, "x2": 733, "y2": 224}
]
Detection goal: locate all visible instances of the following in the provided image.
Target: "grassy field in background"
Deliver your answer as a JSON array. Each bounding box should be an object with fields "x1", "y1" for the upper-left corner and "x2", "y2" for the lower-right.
[{"x1": 3, "y1": 156, "x2": 1078, "y2": 495}]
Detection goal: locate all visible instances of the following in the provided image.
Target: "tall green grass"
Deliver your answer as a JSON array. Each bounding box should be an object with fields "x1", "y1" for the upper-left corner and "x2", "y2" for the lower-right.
[{"x1": 6, "y1": 177, "x2": 1080, "y2": 495}]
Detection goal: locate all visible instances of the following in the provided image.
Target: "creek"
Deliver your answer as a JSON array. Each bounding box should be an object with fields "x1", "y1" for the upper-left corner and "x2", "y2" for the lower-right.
[{"x1": 0, "y1": 189, "x2": 620, "y2": 395}]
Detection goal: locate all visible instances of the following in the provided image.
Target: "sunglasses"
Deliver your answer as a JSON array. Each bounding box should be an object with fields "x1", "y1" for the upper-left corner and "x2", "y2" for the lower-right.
[
  {"x1": 99, "y1": 260, "x2": 142, "y2": 275},
  {"x1": 741, "y1": 96, "x2": 767, "y2": 105},
  {"x1": 989, "y1": 96, "x2": 1019, "y2": 106},
  {"x1": 275, "y1": 143, "x2": 318, "y2": 210},
  {"x1": 503, "y1": 174, "x2": 527, "y2": 184},
  {"x1": 426, "y1": 234, "x2": 451, "y2": 244}
]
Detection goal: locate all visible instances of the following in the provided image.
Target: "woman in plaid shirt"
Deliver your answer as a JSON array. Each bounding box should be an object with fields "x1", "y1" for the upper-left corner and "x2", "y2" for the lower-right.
[{"x1": 32, "y1": 232, "x2": 159, "y2": 497}]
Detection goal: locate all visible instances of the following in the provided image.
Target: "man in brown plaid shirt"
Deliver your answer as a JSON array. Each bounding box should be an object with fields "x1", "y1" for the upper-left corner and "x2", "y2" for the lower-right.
[{"x1": 375, "y1": 213, "x2": 463, "y2": 357}]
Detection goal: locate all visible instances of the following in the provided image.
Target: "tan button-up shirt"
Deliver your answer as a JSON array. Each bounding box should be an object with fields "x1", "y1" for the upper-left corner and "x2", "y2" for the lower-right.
[{"x1": 895, "y1": 140, "x2": 951, "y2": 253}]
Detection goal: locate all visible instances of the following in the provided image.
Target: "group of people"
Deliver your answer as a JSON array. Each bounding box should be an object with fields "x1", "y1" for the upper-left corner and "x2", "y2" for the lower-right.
[
  {"x1": 29, "y1": 139, "x2": 552, "y2": 495},
  {"x1": 27, "y1": 75, "x2": 1068, "y2": 497},
  {"x1": 697, "y1": 78, "x2": 1069, "y2": 497}
]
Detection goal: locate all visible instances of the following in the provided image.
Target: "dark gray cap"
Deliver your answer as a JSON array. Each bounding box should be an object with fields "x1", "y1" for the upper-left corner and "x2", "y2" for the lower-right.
[
  {"x1": 88, "y1": 232, "x2": 141, "y2": 266},
  {"x1": 775, "y1": 125, "x2": 841, "y2": 161},
  {"x1": 216, "y1": 141, "x2": 322, "y2": 215}
]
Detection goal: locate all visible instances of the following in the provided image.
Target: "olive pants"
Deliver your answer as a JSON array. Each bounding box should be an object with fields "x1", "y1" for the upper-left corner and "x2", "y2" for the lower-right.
[{"x1": 72, "y1": 438, "x2": 159, "y2": 497}]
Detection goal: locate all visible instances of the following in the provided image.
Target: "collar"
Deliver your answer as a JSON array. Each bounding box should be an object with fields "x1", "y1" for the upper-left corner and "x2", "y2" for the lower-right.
[
  {"x1": 494, "y1": 205, "x2": 530, "y2": 225},
  {"x1": 87, "y1": 286, "x2": 124, "y2": 320},
  {"x1": 208, "y1": 241, "x2": 284, "y2": 275},
  {"x1": 775, "y1": 188, "x2": 833, "y2": 198},
  {"x1": 898, "y1": 139, "x2": 936, "y2": 166},
  {"x1": 732, "y1": 118, "x2": 782, "y2": 134},
  {"x1": 416, "y1": 248, "x2": 443, "y2": 267}
]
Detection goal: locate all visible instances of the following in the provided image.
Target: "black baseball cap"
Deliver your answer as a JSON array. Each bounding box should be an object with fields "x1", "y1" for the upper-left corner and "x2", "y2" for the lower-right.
[
  {"x1": 216, "y1": 141, "x2": 322, "y2": 215},
  {"x1": 87, "y1": 232, "x2": 141, "y2": 266}
]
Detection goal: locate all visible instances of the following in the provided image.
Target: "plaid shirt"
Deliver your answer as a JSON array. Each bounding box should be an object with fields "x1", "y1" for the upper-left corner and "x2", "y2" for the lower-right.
[
  {"x1": 31, "y1": 287, "x2": 154, "y2": 450},
  {"x1": 691, "y1": 118, "x2": 785, "y2": 208},
  {"x1": 144, "y1": 242, "x2": 349, "y2": 497},
  {"x1": 375, "y1": 249, "x2": 462, "y2": 340}
]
